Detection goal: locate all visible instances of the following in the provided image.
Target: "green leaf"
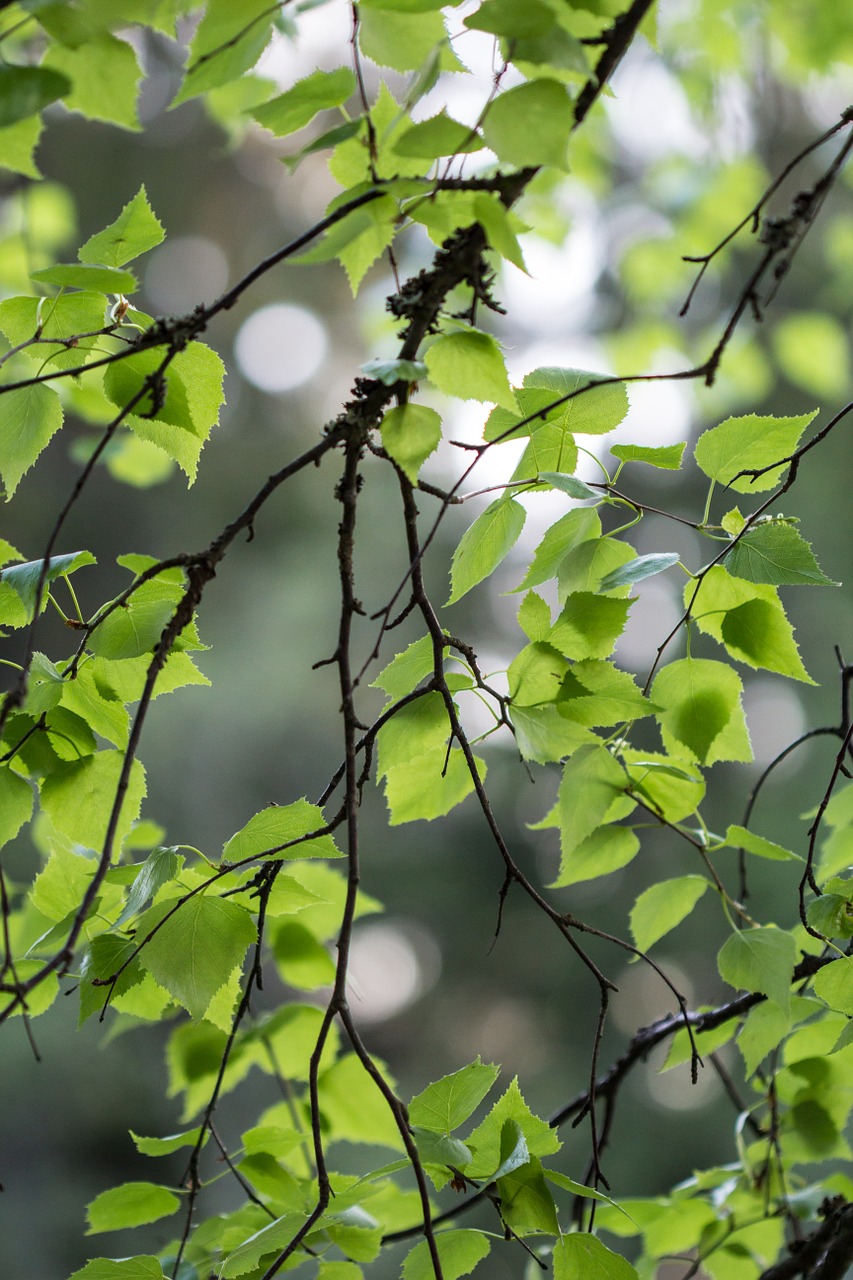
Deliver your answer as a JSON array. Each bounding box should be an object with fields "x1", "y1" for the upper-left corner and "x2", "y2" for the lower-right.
[
  {"x1": 693, "y1": 410, "x2": 817, "y2": 492},
  {"x1": 724, "y1": 520, "x2": 837, "y2": 587},
  {"x1": 376, "y1": 692, "x2": 450, "y2": 776},
  {"x1": 557, "y1": 660, "x2": 656, "y2": 727},
  {"x1": 89, "y1": 587, "x2": 178, "y2": 660},
  {"x1": 296, "y1": 194, "x2": 397, "y2": 294},
  {"x1": 550, "y1": 823, "x2": 640, "y2": 887},
  {"x1": 807, "y1": 894, "x2": 853, "y2": 938},
  {"x1": 0, "y1": 114, "x2": 42, "y2": 178},
  {"x1": 116, "y1": 845, "x2": 184, "y2": 927},
  {"x1": 40, "y1": 751, "x2": 146, "y2": 852},
  {"x1": 508, "y1": 641, "x2": 567, "y2": 706},
  {"x1": 173, "y1": 0, "x2": 277, "y2": 105},
  {"x1": 465, "y1": 1079, "x2": 559, "y2": 1179},
  {"x1": 78, "y1": 186, "x2": 165, "y2": 267},
  {"x1": 630, "y1": 876, "x2": 709, "y2": 951},
  {"x1": 486, "y1": 368, "x2": 628, "y2": 441},
  {"x1": 651, "y1": 658, "x2": 751, "y2": 765},
  {"x1": 30, "y1": 263, "x2": 137, "y2": 293},
  {"x1": 409, "y1": 1059, "x2": 499, "y2": 1133},
  {"x1": 558, "y1": 538, "x2": 636, "y2": 602},
  {"x1": 611, "y1": 442, "x2": 685, "y2": 469},
  {"x1": 361, "y1": 358, "x2": 427, "y2": 385},
  {"x1": 69, "y1": 1259, "x2": 165, "y2": 1280},
  {"x1": 540, "y1": 471, "x2": 600, "y2": 500},
  {"x1": 271, "y1": 921, "x2": 336, "y2": 989},
  {"x1": 0, "y1": 766, "x2": 33, "y2": 848},
  {"x1": 219, "y1": 1212, "x2": 310, "y2": 1278},
  {"x1": 724, "y1": 825, "x2": 802, "y2": 863},
  {"x1": 553, "y1": 1233, "x2": 639, "y2": 1280},
  {"x1": 482, "y1": 78, "x2": 573, "y2": 169},
  {"x1": 472, "y1": 192, "x2": 527, "y2": 271},
  {"x1": 599, "y1": 552, "x2": 680, "y2": 592},
  {"x1": 426, "y1": 330, "x2": 517, "y2": 411},
  {"x1": 384, "y1": 746, "x2": 484, "y2": 824},
  {"x1": 498, "y1": 1157, "x2": 559, "y2": 1234},
  {"x1": 447, "y1": 498, "x2": 526, "y2": 604},
  {"x1": 86, "y1": 1181, "x2": 180, "y2": 1234},
  {"x1": 43, "y1": 33, "x2": 143, "y2": 130},
  {"x1": 394, "y1": 110, "x2": 482, "y2": 157},
  {"x1": 222, "y1": 799, "x2": 341, "y2": 862},
  {"x1": 0, "y1": 291, "x2": 109, "y2": 371},
  {"x1": 692, "y1": 565, "x2": 814, "y2": 683},
  {"x1": 491, "y1": 1118, "x2": 530, "y2": 1180},
  {"x1": 511, "y1": 508, "x2": 600, "y2": 592},
  {"x1": 813, "y1": 959, "x2": 853, "y2": 1015},
  {"x1": 136, "y1": 895, "x2": 256, "y2": 1020},
  {"x1": 318, "y1": 1051, "x2": 405, "y2": 1150},
  {"x1": 251, "y1": 67, "x2": 356, "y2": 136},
  {"x1": 558, "y1": 744, "x2": 627, "y2": 850},
  {"x1": 0, "y1": 64, "x2": 70, "y2": 128},
  {"x1": 737, "y1": 1002, "x2": 793, "y2": 1075},
  {"x1": 0, "y1": 383, "x2": 64, "y2": 499},
  {"x1": 402, "y1": 1230, "x2": 490, "y2": 1280},
  {"x1": 717, "y1": 926, "x2": 797, "y2": 1012},
  {"x1": 380, "y1": 404, "x2": 441, "y2": 482},
  {"x1": 549, "y1": 591, "x2": 632, "y2": 659},
  {"x1": 130, "y1": 1128, "x2": 203, "y2": 1157},
  {"x1": 1, "y1": 550, "x2": 95, "y2": 619},
  {"x1": 517, "y1": 591, "x2": 551, "y2": 643},
  {"x1": 358, "y1": 8, "x2": 456, "y2": 73},
  {"x1": 622, "y1": 750, "x2": 705, "y2": 823},
  {"x1": 412, "y1": 1127, "x2": 472, "y2": 1176},
  {"x1": 370, "y1": 635, "x2": 438, "y2": 700},
  {"x1": 464, "y1": 0, "x2": 557, "y2": 38},
  {"x1": 31, "y1": 842, "x2": 95, "y2": 922},
  {"x1": 511, "y1": 704, "x2": 596, "y2": 764}
]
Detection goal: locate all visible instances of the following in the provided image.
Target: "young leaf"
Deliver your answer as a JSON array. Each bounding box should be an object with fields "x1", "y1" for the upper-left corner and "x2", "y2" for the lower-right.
[
  {"x1": 384, "y1": 746, "x2": 485, "y2": 824},
  {"x1": 557, "y1": 660, "x2": 656, "y2": 728},
  {"x1": 130, "y1": 1129, "x2": 204, "y2": 1158},
  {"x1": 251, "y1": 67, "x2": 356, "y2": 136},
  {"x1": 549, "y1": 591, "x2": 632, "y2": 660},
  {"x1": 511, "y1": 704, "x2": 596, "y2": 764},
  {"x1": 550, "y1": 823, "x2": 640, "y2": 887},
  {"x1": 0, "y1": 384, "x2": 64, "y2": 499},
  {"x1": 380, "y1": 404, "x2": 441, "y2": 482},
  {"x1": 540, "y1": 471, "x2": 600, "y2": 500},
  {"x1": 691, "y1": 565, "x2": 814, "y2": 683},
  {"x1": 370, "y1": 635, "x2": 438, "y2": 700},
  {"x1": 630, "y1": 876, "x2": 708, "y2": 951},
  {"x1": 69, "y1": 1260, "x2": 165, "y2": 1280},
  {"x1": 717, "y1": 926, "x2": 797, "y2": 1012},
  {"x1": 426, "y1": 330, "x2": 517, "y2": 411},
  {"x1": 136, "y1": 895, "x2": 256, "y2": 1020},
  {"x1": 611, "y1": 442, "x2": 685, "y2": 469},
  {"x1": 497, "y1": 1158, "x2": 559, "y2": 1235},
  {"x1": 361, "y1": 358, "x2": 427, "y2": 386},
  {"x1": 724, "y1": 520, "x2": 837, "y2": 587},
  {"x1": 0, "y1": 291, "x2": 109, "y2": 371},
  {"x1": 482, "y1": 78, "x2": 573, "y2": 169},
  {"x1": 376, "y1": 692, "x2": 450, "y2": 777},
  {"x1": 358, "y1": 8, "x2": 457, "y2": 74},
  {"x1": 486, "y1": 368, "x2": 628, "y2": 441},
  {"x1": 651, "y1": 658, "x2": 751, "y2": 765},
  {"x1": 222, "y1": 799, "x2": 341, "y2": 862},
  {"x1": 465, "y1": 1078, "x2": 559, "y2": 1178},
  {"x1": 88, "y1": 588, "x2": 178, "y2": 661},
  {"x1": 402, "y1": 1230, "x2": 490, "y2": 1280},
  {"x1": 598, "y1": 552, "x2": 680, "y2": 592},
  {"x1": 408, "y1": 1059, "x2": 500, "y2": 1133},
  {"x1": 393, "y1": 110, "x2": 482, "y2": 157},
  {"x1": 447, "y1": 498, "x2": 526, "y2": 604},
  {"x1": 30, "y1": 263, "x2": 137, "y2": 293},
  {"x1": 693, "y1": 410, "x2": 817, "y2": 492},
  {"x1": 511, "y1": 507, "x2": 600, "y2": 592},
  {"x1": 813, "y1": 959, "x2": 853, "y2": 1015},
  {"x1": 42, "y1": 33, "x2": 143, "y2": 131},
  {"x1": 724, "y1": 825, "x2": 802, "y2": 863},
  {"x1": 517, "y1": 591, "x2": 551, "y2": 642},
  {"x1": 115, "y1": 846, "x2": 184, "y2": 927},
  {"x1": 40, "y1": 752, "x2": 146, "y2": 852},
  {"x1": 1, "y1": 549, "x2": 95, "y2": 619},
  {"x1": 78, "y1": 186, "x2": 166, "y2": 267},
  {"x1": 558, "y1": 744, "x2": 627, "y2": 850},
  {"x1": 173, "y1": 0, "x2": 277, "y2": 104},
  {"x1": 86, "y1": 1182, "x2": 180, "y2": 1234},
  {"x1": 553, "y1": 1233, "x2": 639, "y2": 1280},
  {"x1": 0, "y1": 766, "x2": 33, "y2": 848}
]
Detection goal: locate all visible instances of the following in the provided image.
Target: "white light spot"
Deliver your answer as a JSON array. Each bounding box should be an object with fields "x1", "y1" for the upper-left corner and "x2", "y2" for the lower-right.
[
  {"x1": 743, "y1": 680, "x2": 807, "y2": 768},
  {"x1": 234, "y1": 303, "x2": 328, "y2": 394},
  {"x1": 347, "y1": 920, "x2": 441, "y2": 1024},
  {"x1": 144, "y1": 235, "x2": 229, "y2": 315}
]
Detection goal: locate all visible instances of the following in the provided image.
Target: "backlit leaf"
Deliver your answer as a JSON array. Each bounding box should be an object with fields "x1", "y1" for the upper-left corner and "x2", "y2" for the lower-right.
[
  {"x1": 724, "y1": 520, "x2": 837, "y2": 587},
  {"x1": 611, "y1": 442, "x2": 685, "y2": 469},
  {"x1": 482, "y1": 78, "x2": 573, "y2": 169},
  {"x1": 31, "y1": 263, "x2": 137, "y2": 293},
  {"x1": 694, "y1": 410, "x2": 817, "y2": 493},
  {"x1": 79, "y1": 186, "x2": 165, "y2": 267},
  {"x1": 426, "y1": 330, "x2": 517, "y2": 411},
  {"x1": 40, "y1": 751, "x2": 146, "y2": 852},
  {"x1": 651, "y1": 658, "x2": 751, "y2": 765},
  {"x1": 384, "y1": 746, "x2": 484, "y2": 823},
  {"x1": 251, "y1": 67, "x2": 356, "y2": 136},
  {"x1": 692, "y1": 566, "x2": 813, "y2": 683},
  {"x1": 136, "y1": 895, "x2": 256, "y2": 1020},
  {"x1": 549, "y1": 591, "x2": 632, "y2": 659},
  {"x1": 223, "y1": 799, "x2": 341, "y2": 862},
  {"x1": 550, "y1": 822, "x2": 640, "y2": 887},
  {"x1": 630, "y1": 876, "x2": 708, "y2": 951},
  {"x1": 718, "y1": 927, "x2": 797, "y2": 1012},
  {"x1": 0, "y1": 383, "x2": 64, "y2": 499},
  {"x1": 409, "y1": 1059, "x2": 499, "y2": 1133},
  {"x1": 553, "y1": 1233, "x2": 639, "y2": 1280},
  {"x1": 380, "y1": 404, "x2": 441, "y2": 482},
  {"x1": 402, "y1": 1231, "x2": 490, "y2": 1280},
  {"x1": 558, "y1": 744, "x2": 626, "y2": 850},
  {"x1": 86, "y1": 1182, "x2": 180, "y2": 1234},
  {"x1": 447, "y1": 498, "x2": 526, "y2": 603},
  {"x1": 598, "y1": 552, "x2": 680, "y2": 592}
]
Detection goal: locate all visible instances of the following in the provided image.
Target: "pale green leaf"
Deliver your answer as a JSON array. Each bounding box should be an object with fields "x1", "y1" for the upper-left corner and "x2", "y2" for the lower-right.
[
  {"x1": 384, "y1": 746, "x2": 484, "y2": 824},
  {"x1": 370, "y1": 634, "x2": 437, "y2": 700},
  {"x1": 549, "y1": 591, "x2": 632, "y2": 659},
  {"x1": 737, "y1": 1001, "x2": 793, "y2": 1075},
  {"x1": 517, "y1": 591, "x2": 551, "y2": 642},
  {"x1": 173, "y1": 0, "x2": 277, "y2": 105},
  {"x1": 630, "y1": 876, "x2": 708, "y2": 951},
  {"x1": 136, "y1": 894, "x2": 256, "y2": 1020},
  {"x1": 599, "y1": 552, "x2": 680, "y2": 592},
  {"x1": 0, "y1": 766, "x2": 33, "y2": 848},
  {"x1": 611, "y1": 442, "x2": 685, "y2": 469},
  {"x1": 40, "y1": 751, "x2": 146, "y2": 852},
  {"x1": 361, "y1": 358, "x2": 427, "y2": 385},
  {"x1": 511, "y1": 704, "x2": 596, "y2": 764},
  {"x1": 376, "y1": 692, "x2": 450, "y2": 776},
  {"x1": 651, "y1": 658, "x2": 751, "y2": 765},
  {"x1": 402, "y1": 1230, "x2": 490, "y2": 1280},
  {"x1": 251, "y1": 67, "x2": 356, "y2": 136},
  {"x1": 0, "y1": 383, "x2": 64, "y2": 498},
  {"x1": 510, "y1": 508, "x2": 600, "y2": 592},
  {"x1": 557, "y1": 660, "x2": 656, "y2": 727},
  {"x1": 724, "y1": 520, "x2": 837, "y2": 587},
  {"x1": 31, "y1": 263, "x2": 137, "y2": 293},
  {"x1": 69, "y1": 1259, "x2": 165, "y2": 1280},
  {"x1": 409, "y1": 1059, "x2": 499, "y2": 1133},
  {"x1": 693, "y1": 410, "x2": 817, "y2": 493},
  {"x1": 426, "y1": 330, "x2": 517, "y2": 411},
  {"x1": 485, "y1": 368, "x2": 628, "y2": 441},
  {"x1": 42, "y1": 34, "x2": 143, "y2": 130},
  {"x1": 393, "y1": 110, "x2": 482, "y2": 157},
  {"x1": 558, "y1": 744, "x2": 626, "y2": 850},
  {"x1": 692, "y1": 565, "x2": 814, "y2": 683},
  {"x1": 0, "y1": 291, "x2": 108, "y2": 371},
  {"x1": 482, "y1": 78, "x2": 573, "y2": 169},
  {"x1": 223, "y1": 799, "x2": 341, "y2": 862},
  {"x1": 717, "y1": 927, "x2": 797, "y2": 1012},
  {"x1": 540, "y1": 471, "x2": 599, "y2": 500},
  {"x1": 130, "y1": 1128, "x2": 203, "y2": 1157},
  {"x1": 724, "y1": 825, "x2": 801, "y2": 863},
  {"x1": 472, "y1": 192, "x2": 527, "y2": 271},
  {"x1": 380, "y1": 404, "x2": 441, "y2": 482},
  {"x1": 219, "y1": 1212, "x2": 308, "y2": 1278},
  {"x1": 550, "y1": 824, "x2": 640, "y2": 887},
  {"x1": 813, "y1": 958, "x2": 853, "y2": 1015},
  {"x1": 554, "y1": 1234, "x2": 639, "y2": 1280},
  {"x1": 79, "y1": 186, "x2": 165, "y2": 267},
  {"x1": 86, "y1": 1182, "x2": 180, "y2": 1234},
  {"x1": 465, "y1": 1078, "x2": 559, "y2": 1177},
  {"x1": 0, "y1": 114, "x2": 42, "y2": 178},
  {"x1": 358, "y1": 9, "x2": 456, "y2": 73},
  {"x1": 447, "y1": 498, "x2": 526, "y2": 604}
]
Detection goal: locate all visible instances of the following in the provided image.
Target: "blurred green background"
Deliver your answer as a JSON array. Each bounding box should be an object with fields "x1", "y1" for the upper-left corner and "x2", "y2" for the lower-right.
[{"x1": 2, "y1": 4, "x2": 853, "y2": 1275}]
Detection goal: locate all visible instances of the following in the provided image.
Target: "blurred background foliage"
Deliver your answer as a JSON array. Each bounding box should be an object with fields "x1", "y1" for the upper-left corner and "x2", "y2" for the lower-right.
[{"x1": 1, "y1": 0, "x2": 853, "y2": 1274}]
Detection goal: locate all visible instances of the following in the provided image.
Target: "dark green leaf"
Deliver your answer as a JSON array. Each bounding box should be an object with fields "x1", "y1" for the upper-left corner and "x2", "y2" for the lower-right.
[{"x1": 0, "y1": 64, "x2": 70, "y2": 128}]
